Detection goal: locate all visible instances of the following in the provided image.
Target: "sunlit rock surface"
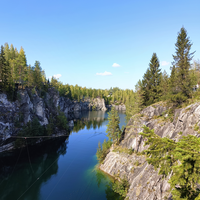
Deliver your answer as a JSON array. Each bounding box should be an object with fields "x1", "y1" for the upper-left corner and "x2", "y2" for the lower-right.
[{"x1": 100, "y1": 102, "x2": 200, "y2": 200}]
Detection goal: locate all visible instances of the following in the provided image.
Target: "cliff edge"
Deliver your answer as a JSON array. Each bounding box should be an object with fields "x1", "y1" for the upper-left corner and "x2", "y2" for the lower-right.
[{"x1": 100, "y1": 102, "x2": 200, "y2": 200}]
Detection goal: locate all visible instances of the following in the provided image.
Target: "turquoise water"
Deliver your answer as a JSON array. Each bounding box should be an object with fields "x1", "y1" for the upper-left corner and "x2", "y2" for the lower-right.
[{"x1": 0, "y1": 111, "x2": 126, "y2": 200}]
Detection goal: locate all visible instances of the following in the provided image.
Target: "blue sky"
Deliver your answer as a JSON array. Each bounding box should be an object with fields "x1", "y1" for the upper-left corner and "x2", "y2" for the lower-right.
[{"x1": 1, "y1": 0, "x2": 200, "y2": 90}]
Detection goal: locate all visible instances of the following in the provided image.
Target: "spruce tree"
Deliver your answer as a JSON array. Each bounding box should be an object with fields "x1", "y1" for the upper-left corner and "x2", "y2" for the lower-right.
[
  {"x1": 159, "y1": 70, "x2": 169, "y2": 101},
  {"x1": 106, "y1": 107, "x2": 121, "y2": 144},
  {"x1": 15, "y1": 47, "x2": 27, "y2": 88},
  {"x1": 170, "y1": 27, "x2": 195, "y2": 104},
  {"x1": 125, "y1": 81, "x2": 144, "y2": 122},
  {"x1": 141, "y1": 53, "x2": 161, "y2": 106},
  {"x1": 33, "y1": 61, "x2": 43, "y2": 89},
  {"x1": 0, "y1": 46, "x2": 10, "y2": 91}
]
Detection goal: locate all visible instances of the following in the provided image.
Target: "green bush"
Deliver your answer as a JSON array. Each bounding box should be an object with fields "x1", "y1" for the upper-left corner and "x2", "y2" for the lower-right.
[
  {"x1": 194, "y1": 123, "x2": 199, "y2": 131},
  {"x1": 112, "y1": 176, "x2": 130, "y2": 197},
  {"x1": 92, "y1": 105, "x2": 96, "y2": 110},
  {"x1": 56, "y1": 111, "x2": 68, "y2": 130},
  {"x1": 96, "y1": 139, "x2": 112, "y2": 163},
  {"x1": 15, "y1": 117, "x2": 46, "y2": 147}
]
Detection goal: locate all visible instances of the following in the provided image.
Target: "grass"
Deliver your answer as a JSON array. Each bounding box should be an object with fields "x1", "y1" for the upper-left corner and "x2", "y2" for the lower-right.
[
  {"x1": 133, "y1": 160, "x2": 140, "y2": 166},
  {"x1": 113, "y1": 146, "x2": 134, "y2": 155},
  {"x1": 194, "y1": 123, "x2": 199, "y2": 131}
]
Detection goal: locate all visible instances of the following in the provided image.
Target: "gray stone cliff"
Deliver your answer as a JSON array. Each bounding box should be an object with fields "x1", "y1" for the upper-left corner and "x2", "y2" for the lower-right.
[
  {"x1": 100, "y1": 102, "x2": 200, "y2": 200},
  {"x1": 0, "y1": 88, "x2": 107, "y2": 153},
  {"x1": 106, "y1": 104, "x2": 126, "y2": 111}
]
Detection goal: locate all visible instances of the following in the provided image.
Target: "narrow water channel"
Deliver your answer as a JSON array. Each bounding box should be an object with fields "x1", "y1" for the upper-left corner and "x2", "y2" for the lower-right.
[{"x1": 0, "y1": 110, "x2": 126, "y2": 200}]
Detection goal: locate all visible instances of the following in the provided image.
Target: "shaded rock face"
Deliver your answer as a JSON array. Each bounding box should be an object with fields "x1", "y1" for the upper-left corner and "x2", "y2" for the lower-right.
[
  {"x1": 107, "y1": 104, "x2": 126, "y2": 111},
  {"x1": 0, "y1": 89, "x2": 107, "y2": 152},
  {"x1": 100, "y1": 102, "x2": 200, "y2": 200},
  {"x1": 141, "y1": 104, "x2": 167, "y2": 118},
  {"x1": 0, "y1": 88, "x2": 63, "y2": 152},
  {"x1": 59, "y1": 97, "x2": 107, "y2": 119}
]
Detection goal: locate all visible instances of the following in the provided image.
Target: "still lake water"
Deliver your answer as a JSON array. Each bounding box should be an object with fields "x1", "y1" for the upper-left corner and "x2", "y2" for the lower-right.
[{"x1": 0, "y1": 111, "x2": 126, "y2": 200}]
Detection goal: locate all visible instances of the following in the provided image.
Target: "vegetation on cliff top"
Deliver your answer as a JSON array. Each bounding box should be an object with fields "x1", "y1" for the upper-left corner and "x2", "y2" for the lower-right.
[{"x1": 140, "y1": 126, "x2": 200, "y2": 200}]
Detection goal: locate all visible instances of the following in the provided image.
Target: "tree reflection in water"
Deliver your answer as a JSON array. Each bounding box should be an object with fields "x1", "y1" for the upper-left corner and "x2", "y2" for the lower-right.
[
  {"x1": 0, "y1": 137, "x2": 68, "y2": 200},
  {"x1": 95, "y1": 168, "x2": 124, "y2": 200},
  {"x1": 70, "y1": 111, "x2": 107, "y2": 133}
]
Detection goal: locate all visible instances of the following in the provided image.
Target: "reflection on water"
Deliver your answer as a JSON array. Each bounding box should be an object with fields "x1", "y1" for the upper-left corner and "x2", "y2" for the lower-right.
[
  {"x1": 71, "y1": 111, "x2": 107, "y2": 133},
  {"x1": 0, "y1": 137, "x2": 68, "y2": 200},
  {"x1": 0, "y1": 111, "x2": 126, "y2": 200}
]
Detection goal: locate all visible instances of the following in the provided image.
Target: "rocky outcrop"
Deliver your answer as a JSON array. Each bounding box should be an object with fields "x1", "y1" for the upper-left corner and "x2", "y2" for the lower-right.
[
  {"x1": 59, "y1": 97, "x2": 107, "y2": 118},
  {"x1": 100, "y1": 102, "x2": 200, "y2": 200},
  {"x1": 106, "y1": 104, "x2": 126, "y2": 111},
  {"x1": 0, "y1": 89, "x2": 107, "y2": 153},
  {"x1": 111, "y1": 104, "x2": 126, "y2": 111}
]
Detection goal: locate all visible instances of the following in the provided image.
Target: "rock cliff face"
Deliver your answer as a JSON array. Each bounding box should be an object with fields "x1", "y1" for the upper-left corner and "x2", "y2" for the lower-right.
[
  {"x1": 100, "y1": 102, "x2": 200, "y2": 200},
  {"x1": 106, "y1": 104, "x2": 126, "y2": 111},
  {"x1": 112, "y1": 104, "x2": 126, "y2": 111},
  {"x1": 0, "y1": 88, "x2": 107, "y2": 153},
  {"x1": 59, "y1": 96, "x2": 106, "y2": 119}
]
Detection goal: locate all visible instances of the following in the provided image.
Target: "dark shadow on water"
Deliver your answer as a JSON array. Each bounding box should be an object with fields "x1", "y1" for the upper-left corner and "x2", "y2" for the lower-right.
[
  {"x1": 0, "y1": 137, "x2": 68, "y2": 200},
  {"x1": 95, "y1": 167, "x2": 124, "y2": 200},
  {"x1": 70, "y1": 111, "x2": 107, "y2": 133},
  {"x1": 0, "y1": 110, "x2": 127, "y2": 200}
]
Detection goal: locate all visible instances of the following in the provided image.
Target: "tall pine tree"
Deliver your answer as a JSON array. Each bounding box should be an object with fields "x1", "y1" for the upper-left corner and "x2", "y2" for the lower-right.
[
  {"x1": 141, "y1": 53, "x2": 161, "y2": 106},
  {"x1": 170, "y1": 27, "x2": 195, "y2": 104},
  {"x1": 0, "y1": 46, "x2": 10, "y2": 91},
  {"x1": 106, "y1": 107, "x2": 121, "y2": 144}
]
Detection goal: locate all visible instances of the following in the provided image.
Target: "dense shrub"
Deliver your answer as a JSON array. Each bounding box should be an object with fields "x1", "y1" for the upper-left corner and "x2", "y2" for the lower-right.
[{"x1": 96, "y1": 139, "x2": 112, "y2": 163}]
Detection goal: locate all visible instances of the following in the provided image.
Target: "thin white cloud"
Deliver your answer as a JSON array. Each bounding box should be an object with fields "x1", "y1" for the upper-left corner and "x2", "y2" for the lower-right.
[
  {"x1": 48, "y1": 74, "x2": 62, "y2": 79},
  {"x1": 96, "y1": 71, "x2": 112, "y2": 76},
  {"x1": 124, "y1": 72, "x2": 129, "y2": 74},
  {"x1": 112, "y1": 63, "x2": 120, "y2": 67},
  {"x1": 161, "y1": 61, "x2": 170, "y2": 66}
]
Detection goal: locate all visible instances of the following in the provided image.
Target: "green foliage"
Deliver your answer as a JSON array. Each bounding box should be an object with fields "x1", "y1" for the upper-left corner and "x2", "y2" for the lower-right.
[
  {"x1": 96, "y1": 139, "x2": 112, "y2": 163},
  {"x1": 141, "y1": 53, "x2": 162, "y2": 106},
  {"x1": 92, "y1": 105, "x2": 96, "y2": 110},
  {"x1": 112, "y1": 146, "x2": 134, "y2": 155},
  {"x1": 0, "y1": 45, "x2": 11, "y2": 92},
  {"x1": 160, "y1": 70, "x2": 169, "y2": 101},
  {"x1": 106, "y1": 107, "x2": 121, "y2": 144},
  {"x1": 112, "y1": 176, "x2": 130, "y2": 197},
  {"x1": 194, "y1": 123, "x2": 199, "y2": 131},
  {"x1": 15, "y1": 117, "x2": 46, "y2": 147},
  {"x1": 169, "y1": 27, "x2": 195, "y2": 105},
  {"x1": 140, "y1": 126, "x2": 176, "y2": 177},
  {"x1": 169, "y1": 135, "x2": 200, "y2": 200},
  {"x1": 125, "y1": 80, "x2": 144, "y2": 122},
  {"x1": 56, "y1": 111, "x2": 68, "y2": 130},
  {"x1": 140, "y1": 126, "x2": 200, "y2": 200},
  {"x1": 133, "y1": 160, "x2": 140, "y2": 166}
]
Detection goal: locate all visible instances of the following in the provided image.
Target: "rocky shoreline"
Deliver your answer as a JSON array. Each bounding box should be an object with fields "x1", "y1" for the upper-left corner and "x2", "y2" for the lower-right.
[
  {"x1": 100, "y1": 102, "x2": 200, "y2": 200},
  {"x1": 0, "y1": 88, "x2": 107, "y2": 153}
]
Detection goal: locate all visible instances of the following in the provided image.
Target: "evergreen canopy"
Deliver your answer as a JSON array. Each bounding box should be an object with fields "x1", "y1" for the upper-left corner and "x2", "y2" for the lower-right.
[
  {"x1": 106, "y1": 107, "x2": 121, "y2": 143},
  {"x1": 170, "y1": 27, "x2": 195, "y2": 104},
  {"x1": 141, "y1": 53, "x2": 161, "y2": 106}
]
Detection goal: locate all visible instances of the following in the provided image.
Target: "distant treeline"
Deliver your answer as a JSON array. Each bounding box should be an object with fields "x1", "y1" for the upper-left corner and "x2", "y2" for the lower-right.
[
  {"x1": 0, "y1": 44, "x2": 135, "y2": 106},
  {"x1": 0, "y1": 27, "x2": 200, "y2": 122}
]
